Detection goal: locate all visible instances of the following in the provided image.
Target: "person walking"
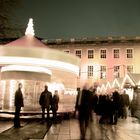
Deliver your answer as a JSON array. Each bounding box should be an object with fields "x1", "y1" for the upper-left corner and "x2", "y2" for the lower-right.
[
  {"x1": 39, "y1": 85, "x2": 52, "y2": 122},
  {"x1": 51, "y1": 90, "x2": 59, "y2": 123},
  {"x1": 121, "y1": 90, "x2": 130, "y2": 119},
  {"x1": 14, "y1": 83, "x2": 24, "y2": 128},
  {"x1": 112, "y1": 89, "x2": 121, "y2": 124},
  {"x1": 77, "y1": 84, "x2": 93, "y2": 140}
]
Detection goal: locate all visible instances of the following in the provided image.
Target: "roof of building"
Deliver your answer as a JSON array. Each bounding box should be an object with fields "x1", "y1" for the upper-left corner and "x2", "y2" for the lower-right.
[
  {"x1": 42, "y1": 36, "x2": 140, "y2": 45},
  {"x1": 1, "y1": 36, "x2": 140, "y2": 46},
  {"x1": 5, "y1": 35, "x2": 47, "y2": 48},
  {"x1": 128, "y1": 73, "x2": 140, "y2": 86}
]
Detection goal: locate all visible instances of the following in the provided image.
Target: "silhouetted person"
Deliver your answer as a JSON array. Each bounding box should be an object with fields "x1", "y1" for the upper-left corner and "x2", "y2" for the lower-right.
[
  {"x1": 120, "y1": 90, "x2": 130, "y2": 119},
  {"x1": 14, "y1": 83, "x2": 24, "y2": 128},
  {"x1": 130, "y1": 98, "x2": 137, "y2": 117},
  {"x1": 112, "y1": 90, "x2": 121, "y2": 124},
  {"x1": 77, "y1": 84, "x2": 93, "y2": 140},
  {"x1": 39, "y1": 85, "x2": 52, "y2": 122},
  {"x1": 51, "y1": 90, "x2": 59, "y2": 123}
]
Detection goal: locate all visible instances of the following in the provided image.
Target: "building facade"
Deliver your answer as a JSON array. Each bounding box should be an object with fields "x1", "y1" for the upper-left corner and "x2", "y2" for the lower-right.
[{"x1": 43, "y1": 37, "x2": 140, "y2": 89}]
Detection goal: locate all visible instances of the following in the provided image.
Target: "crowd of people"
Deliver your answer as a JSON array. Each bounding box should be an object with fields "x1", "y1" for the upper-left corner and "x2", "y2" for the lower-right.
[
  {"x1": 95, "y1": 89, "x2": 130, "y2": 124},
  {"x1": 14, "y1": 82, "x2": 132, "y2": 140},
  {"x1": 75, "y1": 84, "x2": 130, "y2": 140}
]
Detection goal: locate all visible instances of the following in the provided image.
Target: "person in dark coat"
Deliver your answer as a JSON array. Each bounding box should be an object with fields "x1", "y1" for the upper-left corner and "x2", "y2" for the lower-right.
[
  {"x1": 120, "y1": 90, "x2": 130, "y2": 119},
  {"x1": 51, "y1": 90, "x2": 59, "y2": 123},
  {"x1": 112, "y1": 90, "x2": 121, "y2": 124},
  {"x1": 78, "y1": 84, "x2": 93, "y2": 140},
  {"x1": 39, "y1": 85, "x2": 52, "y2": 122},
  {"x1": 14, "y1": 83, "x2": 24, "y2": 128}
]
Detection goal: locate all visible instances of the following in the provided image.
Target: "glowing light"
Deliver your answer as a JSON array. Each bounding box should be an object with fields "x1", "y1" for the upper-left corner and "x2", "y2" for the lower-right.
[
  {"x1": 47, "y1": 82, "x2": 65, "y2": 93},
  {"x1": 96, "y1": 86, "x2": 101, "y2": 94},
  {"x1": 64, "y1": 88, "x2": 77, "y2": 95},
  {"x1": 112, "y1": 78, "x2": 120, "y2": 88},
  {"x1": 9, "y1": 80, "x2": 16, "y2": 108},
  {"x1": 25, "y1": 18, "x2": 35, "y2": 36},
  {"x1": 121, "y1": 74, "x2": 135, "y2": 88},
  {"x1": 0, "y1": 56, "x2": 79, "y2": 75},
  {"x1": 106, "y1": 81, "x2": 111, "y2": 89},
  {"x1": 125, "y1": 88, "x2": 134, "y2": 101},
  {"x1": 93, "y1": 63, "x2": 100, "y2": 80},
  {"x1": 1, "y1": 65, "x2": 52, "y2": 75},
  {"x1": 1, "y1": 80, "x2": 6, "y2": 109},
  {"x1": 100, "y1": 84, "x2": 106, "y2": 92}
]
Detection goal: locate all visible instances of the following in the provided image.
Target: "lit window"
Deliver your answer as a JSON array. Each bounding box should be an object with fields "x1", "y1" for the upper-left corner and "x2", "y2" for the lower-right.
[
  {"x1": 113, "y1": 49, "x2": 119, "y2": 58},
  {"x1": 126, "y1": 49, "x2": 133, "y2": 58},
  {"x1": 100, "y1": 66, "x2": 106, "y2": 79},
  {"x1": 127, "y1": 65, "x2": 133, "y2": 73},
  {"x1": 75, "y1": 50, "x2": 82, "y2": 58},
  {"x1": 88, "y1": 65, "x2": 93, "y2": 78},
  {"x1": 114, "y1": 66, "x2": 120, "y2": 78},
  {"x1": 100, "y1": 49, "x2": 106, "y2": 58},
  {"x1": 88, "y1": 49, "x2": 94, "y2": 59}
]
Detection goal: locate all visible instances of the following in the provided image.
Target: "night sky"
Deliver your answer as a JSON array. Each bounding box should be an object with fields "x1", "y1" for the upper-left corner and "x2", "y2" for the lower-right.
[{"x1": 12, "y1": 0, "x2": 140, "y2": 39}]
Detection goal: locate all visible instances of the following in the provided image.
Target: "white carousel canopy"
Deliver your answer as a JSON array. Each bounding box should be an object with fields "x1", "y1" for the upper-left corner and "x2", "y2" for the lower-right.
[{"x1": 0, "y1": 18, "x2": 80, "y2": 76}]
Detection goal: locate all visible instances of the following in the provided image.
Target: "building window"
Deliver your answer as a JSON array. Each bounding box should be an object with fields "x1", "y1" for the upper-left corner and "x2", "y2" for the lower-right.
[
  {"x1": 75, "y1": 50, "x2": 82, "y2": 58},
  {"x1": 88, "y1": 65, "x2": 93, "y2": 78},
  {"x1": 88, "y1": 49, "x2": 94, "y2": 59},
  {"x1": 64, "y1": 50, "x2": 70, "y2": 54},
  {"x1": 127, "y1": 65, "x2": 133, "y2": 73},
  {"x1": 100, "y1": 66, "x2": 106, "y2": 79},
  {"x1": 114, "y1": 65, "x2": 120, "y2": 78},
  {"x1": 100, "y1": 49, "x2": 106, "y2": 58},
  {"x1": 126, "y1": 49, "x2": 133, "y2": 58},
  {"x1": 113, "y1": 49, "x2": 120, "y2": 58}
]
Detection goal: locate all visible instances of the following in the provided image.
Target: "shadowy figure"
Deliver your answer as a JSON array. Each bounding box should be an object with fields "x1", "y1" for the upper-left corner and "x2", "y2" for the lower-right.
[
  {"x1": 77, "y1": 84, "x2": 94, "y2": 140},
  {"x1": 120, "y1": 90, "x2": 130, "y2": 119},
  {"x1": 130, "y1": 94, "x2": 137, "y2": 117},
  {"x1": 14, "y1": 83, "x2": 24, "y2": 128},
  {"x1": 111, "y1": 90, "x2": 121, "y2": 124},
  {"x1": 51, "y1": 90, "x2": 59, "y2": 123},
  {"x1": 39, "y1": 85, "x2": 52, "y2": 122}
]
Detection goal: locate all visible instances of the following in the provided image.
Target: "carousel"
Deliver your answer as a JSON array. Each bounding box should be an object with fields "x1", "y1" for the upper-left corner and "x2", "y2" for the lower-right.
[{"x1": 0, "y1": 19, "x2": 80, "y2": 113}]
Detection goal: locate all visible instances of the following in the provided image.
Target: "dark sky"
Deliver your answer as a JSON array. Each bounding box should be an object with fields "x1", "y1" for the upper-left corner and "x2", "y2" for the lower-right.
[{"x1": 12, "y1": 0, "x2": 140, "y2": 39}]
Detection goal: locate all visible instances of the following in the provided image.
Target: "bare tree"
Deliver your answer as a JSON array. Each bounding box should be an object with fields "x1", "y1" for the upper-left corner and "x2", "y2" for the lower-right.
[{"x1": 0, "y1": 0, "x2": 23, "y2": 38}]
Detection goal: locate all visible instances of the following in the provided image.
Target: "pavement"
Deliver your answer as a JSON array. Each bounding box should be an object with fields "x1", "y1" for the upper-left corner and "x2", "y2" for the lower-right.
[{"x1": 0, "y1": 114, "x2": 140, "y2": 140}]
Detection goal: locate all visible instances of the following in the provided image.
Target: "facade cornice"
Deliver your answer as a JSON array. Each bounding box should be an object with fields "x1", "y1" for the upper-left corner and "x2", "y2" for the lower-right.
[
  {"x1": 42, "y1": 36, "x2": 140, "y2": 46},
  {"x1": 1, "y1": 36, "x2": 140, "y2": 46}
]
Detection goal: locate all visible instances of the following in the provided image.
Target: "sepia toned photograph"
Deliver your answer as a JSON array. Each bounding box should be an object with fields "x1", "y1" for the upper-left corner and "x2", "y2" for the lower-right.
[{"x1": 0, "y1": 0, "x2": 140, "y2": 140}]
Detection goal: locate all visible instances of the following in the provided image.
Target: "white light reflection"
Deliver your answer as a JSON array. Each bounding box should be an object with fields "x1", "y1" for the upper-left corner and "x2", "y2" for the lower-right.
[
  {"x1": 1, "y1": 80, "x2": 6, "y2": 110},
  {"x1": 112, "y1": 78, "x2": 120, "y2": 88},
  {"x1": 47, "y1": 82, "x2": 65, "y2": 94},
  {"x1": 96, "y1": 86, "x2": 101, "y2": 95},
  {"x1": 121, "y1": 74, "x2": 135, "y2": 89},
  {"x1": 100, "y1": 84, "x2": 106, "y2": 93},
  {"x1": 25, "y1": 18, "x2": 35, "y2": 36},
  {"x1": 106, "y1": 81, "x2": 111, "y2": 90},
  {"x1": 9, "y1": 80, "x2": 16, "y2": 108},
  {"x1": 0, "y1": 56, "x2": 79, "y2": 76},
  {"x1": 64, "y1": 88, "x2": 77, "y2": 95},
  {"x1": 125, "y1": 88, "x2": 134, "y2": 101},
  {"x1": 1, "y1": 65, "x2": 52, "y2": 75}
]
